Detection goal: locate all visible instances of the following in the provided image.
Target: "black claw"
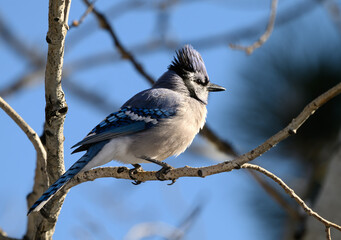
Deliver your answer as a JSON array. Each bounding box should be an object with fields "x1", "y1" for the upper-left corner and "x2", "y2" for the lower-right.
[
  {"x1": 155, "y1": 166, "x2": 172, "y2": 181},
  {"x1": 167, "y1": 179, "x2": 177, "y2": 185},
  {"x1": 132, "y1": 180, "x2": 142, "y2": 185},
  {"x1": 139, "y1": 157, "x2": 176, "y2": 184},
  {"x1": 234, "y1": 162, "x2": 242, "y2": 169},
  {"x1": 129, "y1": 164, "x2": 143, "y2": 184}
]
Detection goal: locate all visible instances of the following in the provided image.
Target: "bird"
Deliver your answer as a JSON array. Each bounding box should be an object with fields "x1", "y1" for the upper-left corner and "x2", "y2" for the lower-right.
[{"x1": 27, "y1": 44, "x2": 225, "y2": 215}]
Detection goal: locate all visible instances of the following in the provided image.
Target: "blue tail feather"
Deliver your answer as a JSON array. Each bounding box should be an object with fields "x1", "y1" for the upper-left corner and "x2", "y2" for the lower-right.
[{"x1": 27, "y1": 141, "x2": 108, "y2": 215}]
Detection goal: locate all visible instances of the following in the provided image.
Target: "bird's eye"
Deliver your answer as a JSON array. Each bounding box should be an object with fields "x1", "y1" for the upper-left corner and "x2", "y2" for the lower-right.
[
  {"x1": 195, "y1": 78, "x2": 202, "y2": 84},
  {"x1": 194, "y1": 77, "x2": 208, "y2": 86},
  {"x1": 204, "y1": 77, "x2": 209, "y2": 85}
]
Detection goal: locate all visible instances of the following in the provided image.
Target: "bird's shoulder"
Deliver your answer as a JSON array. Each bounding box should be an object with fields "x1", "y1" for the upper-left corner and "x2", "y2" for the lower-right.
[{"x1": 122, "y1": 87, "x2": 183, "y2": 110}]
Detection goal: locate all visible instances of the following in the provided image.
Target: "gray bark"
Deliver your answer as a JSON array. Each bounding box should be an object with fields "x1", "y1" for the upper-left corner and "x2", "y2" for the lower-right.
[{"x1": 24, "y1": 0, "x2": 71, "y2": 239}]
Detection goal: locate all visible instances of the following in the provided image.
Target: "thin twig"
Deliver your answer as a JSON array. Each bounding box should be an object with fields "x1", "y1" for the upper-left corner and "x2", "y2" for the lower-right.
[
  {"x1": 0, "y1": 96, "x2": 47, "y2": 163},
  {"x1": 229, "y1": 0, "x2": 278, "y2": 55},
  {"x1": 242, "y1": 163, "x2": 341, "y2": 233},
  {"x1": 70, "y1": 0, "x2": 97, "y2": 28},
  {"x1": 326, "y1": 226, "x2": 332, "y2": 240}
]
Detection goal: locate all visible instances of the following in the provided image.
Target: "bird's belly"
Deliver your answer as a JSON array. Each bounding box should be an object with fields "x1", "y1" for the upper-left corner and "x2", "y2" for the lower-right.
[{"x1": 128, "y1": 120, "x2": 198, "y2": 162}]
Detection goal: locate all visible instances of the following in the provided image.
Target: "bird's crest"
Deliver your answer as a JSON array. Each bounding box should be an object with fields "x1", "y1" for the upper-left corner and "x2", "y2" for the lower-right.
[{"x1": 168, "y1": 45, "x2": 207, "y2": 77}]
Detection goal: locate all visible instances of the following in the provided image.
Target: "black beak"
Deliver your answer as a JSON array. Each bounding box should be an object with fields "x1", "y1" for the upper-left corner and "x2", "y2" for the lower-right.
[{"x1": 207, "y1": 82, "x2": 226, "y2": 92}]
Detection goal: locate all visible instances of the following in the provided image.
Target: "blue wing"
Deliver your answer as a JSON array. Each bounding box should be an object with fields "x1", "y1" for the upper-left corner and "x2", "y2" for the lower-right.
[{"x1": 71, "y1": 106, "x2": 175, "y2": 153}]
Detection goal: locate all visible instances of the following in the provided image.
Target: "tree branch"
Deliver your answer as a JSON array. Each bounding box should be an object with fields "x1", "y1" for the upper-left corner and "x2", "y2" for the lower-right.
[
  {"x1": 0, "y1": 96, "x2": 47, "y2": 163},
  {"x1": 242, "y1": 163, "x2": 341, "y2": 237},
  {"x1": 229, "y1": 0, "x2": 278, "y2": 55}
]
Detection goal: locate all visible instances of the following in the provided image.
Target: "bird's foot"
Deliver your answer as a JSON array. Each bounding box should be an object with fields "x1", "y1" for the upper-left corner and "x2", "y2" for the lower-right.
[
  {"x1": 156, "y1": 164, "x2": 177, "y2": 185},
  {"x1": 140, "y1": 156, "x2": 176, "y2": 184},
  {"x1": 155, "y1": 164, "x2": 173, "y2": 181},
  {"x1": 129, "y1": 164, "x2": 143, "y2": 185}
]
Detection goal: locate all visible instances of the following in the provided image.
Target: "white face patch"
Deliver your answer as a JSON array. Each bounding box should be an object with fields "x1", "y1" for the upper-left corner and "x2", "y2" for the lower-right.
[{"x1": 125, "y1": 111, "x2": 158, "y2": 125}]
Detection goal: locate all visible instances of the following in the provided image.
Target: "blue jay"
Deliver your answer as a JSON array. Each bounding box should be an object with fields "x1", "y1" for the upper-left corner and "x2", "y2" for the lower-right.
[{"x1": 28, "y1": 45, "x2": 225, "y2": 215}]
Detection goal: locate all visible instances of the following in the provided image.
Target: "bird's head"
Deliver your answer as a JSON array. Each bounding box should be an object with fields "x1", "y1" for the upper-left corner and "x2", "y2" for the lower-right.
[{"x1": 167, "y1": 45, "x2": 225, "y2": 105}]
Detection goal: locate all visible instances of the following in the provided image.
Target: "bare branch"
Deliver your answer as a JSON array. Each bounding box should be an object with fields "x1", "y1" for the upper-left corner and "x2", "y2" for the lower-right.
[
  {"x1": 229, "y1": 0, "x2": 278, "y2": 55},
  {"x1": 0, "y1": 96, "x2": 47, "y2": 162},
  {"x1": 242, "y1": 163, "x2": 341, "y2": 234}
]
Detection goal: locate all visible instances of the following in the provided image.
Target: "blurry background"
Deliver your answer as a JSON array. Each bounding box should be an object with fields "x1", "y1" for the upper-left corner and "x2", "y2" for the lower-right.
[{"x1": 0, "y1": 0, "x2": 341, "y2": 239}]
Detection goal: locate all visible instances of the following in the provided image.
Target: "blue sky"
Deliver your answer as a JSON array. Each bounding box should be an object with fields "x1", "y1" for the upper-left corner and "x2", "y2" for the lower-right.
[{"x1": 1, "y1": 0, "x2": 340, "y2": 239}]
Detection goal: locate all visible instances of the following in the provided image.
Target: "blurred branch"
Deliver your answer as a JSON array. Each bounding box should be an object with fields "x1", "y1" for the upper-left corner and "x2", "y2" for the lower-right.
[
  {"x1": 324, "y1": 0, "x2": 341, "y2": 35},
  {"x1": 242, "y1": 163, "x2": 341, "y2": 238},
  {"x1": 83, "y1": 0, "x2": 155, "y2": 85},
  {"x1": 172, "y1": 201, "x2": 203, "y2": 240},
  {"x1": 0, "y1": 96, "x2": 47, "y2": 163},
  {"x1": 247, "y1": 169, "x2": 301, "y2": 220},
  {"x1": 0, "y1": 68, "x2": 44, "y2": 98},
  {"x1": 0, "y1": 0, "x2": 319, "y2": 98},
  {"x1": 124, "y1": 222, "x2": 183, "y2": 240},
  {"x1": 200, "y1": 125, "x2": 237, "y2": 156},
  {"x1": 0, "y1": 228, "x2": 19, "y2": 240},
  {"x1": 124, "y1": 200, "x2": 202, "y2": 240},
  {"x1": 63, "y1": 78, "x2": 119, "y2": 112},
  {"x1": 0, "y1": 14, "x2": 46, "y2": 98},
  {"x1": 0, "y1": 14, "x2": 44, "y2": 66},
  {"x1": 69, "y1": 0, "x2": 318, "y2": 73},
  {"x1": 229, "y1": 0, "x2": 278, "y2": 55}
]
